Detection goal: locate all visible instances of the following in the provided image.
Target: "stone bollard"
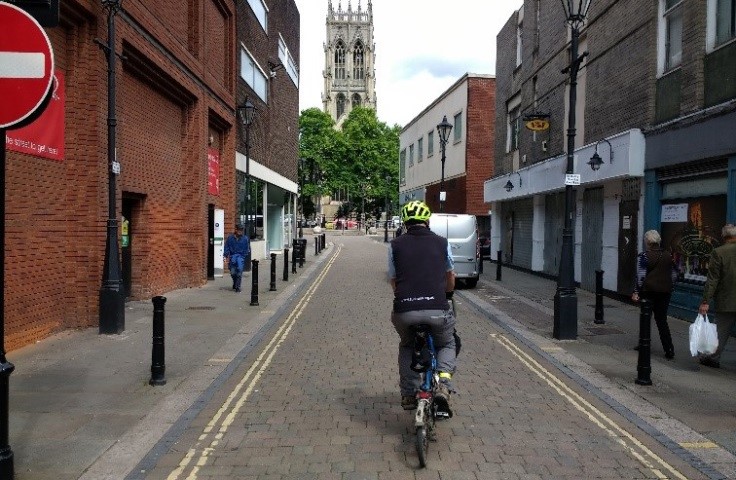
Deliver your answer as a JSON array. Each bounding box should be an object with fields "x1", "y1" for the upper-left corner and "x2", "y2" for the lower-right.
[
  {"x1": 150, "y1": 296, "x2": 167, "y2": 386},
  {"x1": 250, "y1": 259, "x2": 260, "y2": 306},
  {"x1": 594, "y1": 270, "x2": 605, "y2": 324},
  {"x1": 283, "y1": 248, "x2": 289, "y2": 281},
  {"x1": 496, "y1": 250, "x2": 503, "y2": 282},
  {"x1": 269, "y1": 253, "x2": 277, "y2": 291},
  {"x1": 635, "y1": 299, "x2": 653, "y2": 386}
]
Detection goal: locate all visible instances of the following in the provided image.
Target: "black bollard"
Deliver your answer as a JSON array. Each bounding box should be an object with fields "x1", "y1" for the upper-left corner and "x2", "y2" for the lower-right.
[
  {"x1": 283, "y1": 248, "x2": 289, "y2": 281},
  {"x1": 479, "y1": 253, "x2": 484, "y2": 274},
  {"x1": 150, "y1": 296, "x2": 167, "y2": 386},
  {"x1": 594, "y1": 270, "x2": 605, "y2": 324},
  {"x1": 315, "y1": 236, "x2": 319, "y2": 256},
  {"x1": 269, "y1": 253, "x2": 277, "y2": 291},
  {"x1": 635, "y1": 299, "x2": 653, "y2": 386},
  {"x1": 298, "y1": 239, "x2": 306, "y2": 268},
  {"x1": 496, "y1": 250, "x2": 503, "y2": 281},
  {"x1": 291, "y1": 241, "x2": 297, "y2": 274},
  {"x1": 321, "y1": 233, "x2": 325, "y2": 250},
  {"x1": 250, "y1": 259, "x2": 260, "y2": 306}
]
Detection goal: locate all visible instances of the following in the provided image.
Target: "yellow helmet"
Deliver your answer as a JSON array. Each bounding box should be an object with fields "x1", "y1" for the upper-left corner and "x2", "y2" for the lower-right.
[{"x1": 401, "y1": 200, "x2": 431, "y2": 223}]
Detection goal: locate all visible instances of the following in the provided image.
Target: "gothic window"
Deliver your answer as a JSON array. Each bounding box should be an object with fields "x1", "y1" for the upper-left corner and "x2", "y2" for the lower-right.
[
  {"x1": 336, "y1": 93, "x2": 346, "y2": 118},
  {"x1": 353, "y1": 41, "x2": 365, "y2": 80},
  {"x1": 352, "y1": 93, "x2": 361, "y2": 107},
  {"x1": 335, "y1": 41, "x2": 346, "y2": 79}
]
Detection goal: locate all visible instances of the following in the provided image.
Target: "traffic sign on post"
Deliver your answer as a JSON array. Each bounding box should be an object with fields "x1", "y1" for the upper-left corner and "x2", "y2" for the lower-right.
[{"x1": 0, "y1": 1, "x2": 54, "y2": 129}]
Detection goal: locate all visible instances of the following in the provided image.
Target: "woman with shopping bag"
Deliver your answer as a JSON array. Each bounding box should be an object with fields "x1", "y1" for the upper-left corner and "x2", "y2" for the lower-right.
[{"x1": 631, "y1": 230, "x2": 679, "y2": 360}]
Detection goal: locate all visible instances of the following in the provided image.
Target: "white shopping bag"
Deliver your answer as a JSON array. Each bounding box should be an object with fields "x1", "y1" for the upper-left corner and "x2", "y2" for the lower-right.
[{"x1": 689, "y1": 314, "x2": 719, "y2": 357}]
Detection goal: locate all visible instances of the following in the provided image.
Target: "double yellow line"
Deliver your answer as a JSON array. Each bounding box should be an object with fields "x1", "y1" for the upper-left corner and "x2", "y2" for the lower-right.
[
  {"x1": 167, "y1": 246, "x2": 341, "y2": 480},
  {"x1": 492, "y1": 333, "x2": 688, "y2": 480}
]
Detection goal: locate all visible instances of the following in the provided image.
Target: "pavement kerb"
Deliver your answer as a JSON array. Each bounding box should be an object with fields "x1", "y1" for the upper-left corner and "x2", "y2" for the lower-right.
[
  {"x1": 458, "y1": 283, "x2": 736, "y2": 480},
  {"x1": 77, "y1": 240, "x2": 336, "y2": 480}
]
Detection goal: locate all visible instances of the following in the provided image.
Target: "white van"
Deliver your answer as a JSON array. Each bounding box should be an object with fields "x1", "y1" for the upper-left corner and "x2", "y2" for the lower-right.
[{"x1": 429, "y1": 213, "x2": 480, "y2": 288}]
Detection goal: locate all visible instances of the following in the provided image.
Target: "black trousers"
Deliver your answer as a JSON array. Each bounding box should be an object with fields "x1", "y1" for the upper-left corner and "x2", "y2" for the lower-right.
[{"x1": 642, "y1": 291, "x2": 674, "y2": 354}]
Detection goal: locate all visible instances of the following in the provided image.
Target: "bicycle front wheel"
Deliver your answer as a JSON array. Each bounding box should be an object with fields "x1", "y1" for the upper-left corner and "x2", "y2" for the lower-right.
[{"x1": 415, "y1": 425, "x2": 428, "y2": 467}]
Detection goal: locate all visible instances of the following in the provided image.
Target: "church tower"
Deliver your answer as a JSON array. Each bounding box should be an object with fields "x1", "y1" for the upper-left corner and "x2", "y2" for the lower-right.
[{"x1": 323, "y1": 0, "x2": 377, "y2": 125}]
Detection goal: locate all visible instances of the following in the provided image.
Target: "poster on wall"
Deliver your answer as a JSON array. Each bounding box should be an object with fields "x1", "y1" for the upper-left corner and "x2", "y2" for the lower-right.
[
  {"x1": 207, "y1": 147, "x2": 220, "y2": 196},
  {"x1": 5, "y1": 69, "x2": 65, "y2": 161},
  {"x1": 660, "y1": 196, "x2": 727, "y2": 284}
]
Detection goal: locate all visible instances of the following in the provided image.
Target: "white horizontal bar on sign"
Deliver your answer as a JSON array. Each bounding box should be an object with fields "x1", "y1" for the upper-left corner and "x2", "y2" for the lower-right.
[{"x1": 0, "y1": 52, "x2": 45, "y2": 78}]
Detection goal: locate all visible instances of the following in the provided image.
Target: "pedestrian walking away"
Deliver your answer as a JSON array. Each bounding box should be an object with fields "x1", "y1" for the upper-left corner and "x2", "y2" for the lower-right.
[
  {"x1": 388, "y1": 200, "x2": 457, "y2": 416},
  {"x1": 224, "y1": 223, "x2": 250, "y2": 293},
  {"x1": 698, "y1": 223, "x2": 736, "y2": 369},
  {"x1": 631, "y1": 229, "x2": 678, "y2": 360}
]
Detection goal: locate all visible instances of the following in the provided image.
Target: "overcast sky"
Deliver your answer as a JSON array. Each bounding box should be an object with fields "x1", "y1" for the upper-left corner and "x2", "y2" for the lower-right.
[{"x1": 293, "y1": 0, "x2": 523, "y2": 128}]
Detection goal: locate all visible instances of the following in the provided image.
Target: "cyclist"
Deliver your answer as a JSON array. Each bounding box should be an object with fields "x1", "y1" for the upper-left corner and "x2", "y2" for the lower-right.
[
  {"x1": 224, "y1": 223, "x2": 250, "y2": 292},
  {"x1": 388, "y1": 200, "x2": 456, "y2": 416}
]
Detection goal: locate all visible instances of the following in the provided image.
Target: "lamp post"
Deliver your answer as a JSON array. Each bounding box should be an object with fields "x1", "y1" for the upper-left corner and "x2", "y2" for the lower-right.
[
  {"x1": 554, "y1": 0, "x2": 591, "y2": 340},
  {"x1": 99, "y1": 0, "x2": 125, "y2": 335},
  {"x1": 238, "y1": 100, "x2": 256, "y2": 240},
  {"x1": 436, "y1": 116, "x2": 453, "y2": 212},
  {"x1": 384, "y1": 175, "x2": 391, "y2": 243}
]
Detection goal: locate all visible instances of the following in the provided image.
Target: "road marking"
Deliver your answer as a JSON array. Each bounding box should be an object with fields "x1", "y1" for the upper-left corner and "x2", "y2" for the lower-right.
[
  {"x1": 167, "y1": 246, "x2": 342, "y2": 480},
  {"x1": 679, "y1": 442, "x2": 719, "y2": 449},
  {"x1": 492, "y1": 333, "x2": 688, "y2": 480},
  {"x1": 0, "y1": 52, "x2": 45, "y2": 78}
]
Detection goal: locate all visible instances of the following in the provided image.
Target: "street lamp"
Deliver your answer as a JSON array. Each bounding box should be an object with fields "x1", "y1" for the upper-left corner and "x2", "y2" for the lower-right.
[
  {"x1": 436, "y1": 115, "x2": 452, "y2": 212},
  {"x1": 237, "y1": 99, "x2": 256, "y2": 241},
  {"x1": 588, "y1": 138, "x2": 612, "y2": 171},
  {"x1": 99, "y1": 0, "x2": 125, "y2": 335},
  {"x1": 554, "y1": 0, "x2": 591, "y2": 340},
  {"x1": 384, "y1": 175, "x2": 391, "y2": 243}
]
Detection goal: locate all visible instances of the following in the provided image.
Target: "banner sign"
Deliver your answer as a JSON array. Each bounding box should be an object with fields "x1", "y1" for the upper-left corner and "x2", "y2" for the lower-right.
[
  {"x1": 207, "y1": 147, "x2": 220, "y2": 196},
  {"x1": 5, "y1": 69, "x2": 65, "y2": 161}
]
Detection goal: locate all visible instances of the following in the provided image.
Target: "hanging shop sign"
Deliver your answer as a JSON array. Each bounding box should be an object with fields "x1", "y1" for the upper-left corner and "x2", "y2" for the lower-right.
[{"x1": 524, "y1": 118, "x2": 550, "y2": 132}]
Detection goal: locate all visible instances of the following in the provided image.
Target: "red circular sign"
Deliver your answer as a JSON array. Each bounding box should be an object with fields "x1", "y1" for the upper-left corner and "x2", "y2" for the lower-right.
[{"x1": 0, "y1": 2, "x2": 54, "y2": 129}]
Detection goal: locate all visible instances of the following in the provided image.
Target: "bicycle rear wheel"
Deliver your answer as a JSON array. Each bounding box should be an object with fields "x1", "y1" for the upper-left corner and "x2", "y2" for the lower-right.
[{"x1": 415, "y1": 425, "x2": 428, "y2": 467}]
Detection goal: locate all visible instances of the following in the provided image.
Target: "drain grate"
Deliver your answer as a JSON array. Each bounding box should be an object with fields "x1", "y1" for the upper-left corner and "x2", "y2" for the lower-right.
[
  {"x1": 186, "y1": 306, "x2": 216, "y2": 311},
  {"x1": 585, "y1": 326, "x2": 625, "y2": 335}
]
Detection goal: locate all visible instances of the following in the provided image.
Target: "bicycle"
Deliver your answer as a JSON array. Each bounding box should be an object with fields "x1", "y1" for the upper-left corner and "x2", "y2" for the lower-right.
[{"x1": 410, "y1": 298, "x2": 456, "y2": 468}]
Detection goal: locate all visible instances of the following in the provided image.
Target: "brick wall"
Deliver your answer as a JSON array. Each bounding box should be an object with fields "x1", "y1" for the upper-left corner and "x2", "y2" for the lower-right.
[
  {"x1": 3, "y1": 0, "x2": 236, "y2": 351},
  {"x1": 465, "y1": 77, "x2": 496, "y2": 215},
  {"x1": 495, "y1": 0, "x2": 658, "y2": 176},
  {"x1": 236, "y1": 0, "x2": 300, "y2": 190}
]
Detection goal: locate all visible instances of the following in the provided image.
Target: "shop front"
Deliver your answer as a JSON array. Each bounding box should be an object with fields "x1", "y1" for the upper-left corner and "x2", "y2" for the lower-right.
[{"x1": 644, "y1": 110, "x2": 736, "y2": 319}]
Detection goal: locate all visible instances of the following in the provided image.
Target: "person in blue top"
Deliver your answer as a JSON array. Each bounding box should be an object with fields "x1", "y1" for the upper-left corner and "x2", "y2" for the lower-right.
[{"x1": 224, "y1": 224, "x2": 250, "y2": 292}]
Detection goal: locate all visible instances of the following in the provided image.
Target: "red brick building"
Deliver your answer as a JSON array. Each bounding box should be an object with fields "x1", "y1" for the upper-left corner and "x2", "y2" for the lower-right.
[
  {"x1": 4, "y1": 0, "x2": 237, "y2": 350},
  {"x1": 398, "y1": 74, "x2": 496, "y2": 234}
]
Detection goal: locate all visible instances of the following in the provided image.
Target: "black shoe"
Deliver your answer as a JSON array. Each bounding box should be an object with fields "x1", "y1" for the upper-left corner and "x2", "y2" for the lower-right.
[
  {"x1": 665, "y1": 350, "x2": 674, "y2": 360},
  {"x1": 700, "y1": 357, "x2": 720, "y2": 368},
  {"x1": 633, "y1": 345, "x2": 640, "y2": 351},
  {"x1": 401, "y1": 395, "x2": 417, "y2": 410}
]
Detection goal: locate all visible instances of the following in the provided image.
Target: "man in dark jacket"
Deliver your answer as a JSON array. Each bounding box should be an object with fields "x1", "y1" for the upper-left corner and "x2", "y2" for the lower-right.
[
  {"x1": 224, "y1": 224, "x2": 250, "y2": 293},
  {"x1": 388, "y1": 201, "x2": 456, "y2": 415},
  {"x1": 699, "y1": 224, "x2": 736, "y2": 368}
]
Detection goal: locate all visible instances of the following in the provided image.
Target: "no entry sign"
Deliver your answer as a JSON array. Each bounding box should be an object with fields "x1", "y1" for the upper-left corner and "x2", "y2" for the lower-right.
[{"x1": 0, "y1": 1, "x2": 54, "y2": 129}]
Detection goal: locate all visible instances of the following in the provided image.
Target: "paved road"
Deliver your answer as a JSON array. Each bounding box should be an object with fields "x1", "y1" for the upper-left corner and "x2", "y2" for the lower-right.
[{"x1": 138, "y1": 236, "x2": 704, "y2": 479}]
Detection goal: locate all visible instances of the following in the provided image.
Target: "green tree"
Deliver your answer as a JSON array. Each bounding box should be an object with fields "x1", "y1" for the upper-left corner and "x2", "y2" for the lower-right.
[{"x1": 298, "y1": 106, "x2": 400, "y2": 222}]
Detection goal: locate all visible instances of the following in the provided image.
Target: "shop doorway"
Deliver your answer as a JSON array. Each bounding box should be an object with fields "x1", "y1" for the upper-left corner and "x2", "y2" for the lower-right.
[
  {"x1": 207, "y1": 204, "x2": 215, "y2": 280},
  {"x1": 121, "y1": 196, "x2": 141, "y2": 299}
]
